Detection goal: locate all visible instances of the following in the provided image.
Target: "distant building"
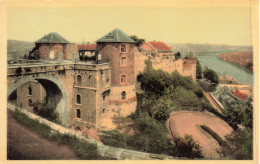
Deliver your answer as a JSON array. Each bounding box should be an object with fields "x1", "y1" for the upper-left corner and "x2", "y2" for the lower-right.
[
  {"x1": 34, "y1": 32, "x2": 78, "y2": 60},
  {"x1": 78, "y1": 44, "x2": 96, "y2": 56}
]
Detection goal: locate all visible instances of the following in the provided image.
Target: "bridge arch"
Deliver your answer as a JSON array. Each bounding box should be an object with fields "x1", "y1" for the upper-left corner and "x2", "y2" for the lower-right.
[{"x1": 7, "y1": 74, "x2": 70, "y2": 127}]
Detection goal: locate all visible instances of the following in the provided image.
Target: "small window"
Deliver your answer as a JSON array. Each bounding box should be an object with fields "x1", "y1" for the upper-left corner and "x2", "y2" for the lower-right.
[
  {"x1": 120, "y1": 57, "x2": 127, "y2": 66},
  {"x1": 89, "y1": 75, "x2": 91, "y2": 79},
  {"x1": 121, "y1": 45, "x2": 126, "y2": 52},
  {"x1": 121, "y1": 91, "x2": 126, "y2": 100},
  {"x1": 28, "y1": 99, "x2": 32, "y2": 107},
  {"x1": 28, "y1": 86, "x2": 32, "y2": 95},
  {"x1": 121, "y1": 75, "x2": 126, "y2": 83},
  {"x1": 76, "y1": 109, "x2": 81, "y2": 118},
  {"x1": 76, "y1": 94, "x2": 81, "y2": 104},
  {"x1": 77, "y1": 75, "x2": 82, "y2": 85}
]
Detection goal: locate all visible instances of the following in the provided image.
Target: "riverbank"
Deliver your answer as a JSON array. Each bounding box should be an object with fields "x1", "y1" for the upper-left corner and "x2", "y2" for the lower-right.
[
  {"x1": 197, "y1": 52, "x2": 253, "y2": 86},
  {"x1": 218, "y1": 51, "x2": 253, "y2": 72}
]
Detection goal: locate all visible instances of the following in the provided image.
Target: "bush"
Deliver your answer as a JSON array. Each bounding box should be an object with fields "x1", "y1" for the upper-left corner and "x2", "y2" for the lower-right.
[
  {"x1": 100, "y1": 130, "x2": 129, "y2": 149},
  {"x1": 173, "y1": 135, "x2": 204, "y2": 159},
  {"x1": 33, "y1": 103, "x2": 61, "y2": 124},
  {"x1": 200, "y1": 125, "x2": 225, "y2": 146},
  {"x1": 101, "y1": 115, "x2": 174, "y2": 156}
]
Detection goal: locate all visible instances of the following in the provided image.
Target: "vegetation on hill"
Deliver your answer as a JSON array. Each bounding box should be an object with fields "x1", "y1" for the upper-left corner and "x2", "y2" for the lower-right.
[
  {"x1": 102, "y1": 60, "x2": 206, "y2": 159},
  {"x1": 220, "y1": 98, "x2": 253, "y2": 159},
  {"x1": 33, "y1": 103, "x2": 61, "y2": 124},
  {"x1": 14, "y1": 109, "x2": 110, "y2": 160}
]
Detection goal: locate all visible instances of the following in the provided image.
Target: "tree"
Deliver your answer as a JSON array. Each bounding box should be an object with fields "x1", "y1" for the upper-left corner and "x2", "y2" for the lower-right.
[
  {"x1": 174, "y1": 52, "x2": 181, "y2": 60},
  {"x1": 196, "y1": 60, "x2": 202, "y2": 79},
  {"x1": 148, "y1": 97, "x2": 171, "y2": 120},
  {"x1": 221, "y1": 129, "x2": 253, "y2": 159},
  {"x1": 203, "y1": 68, "x2": 219, "y2": 84},
  {"x1": 173, "y1": 135, "x2": 204, "y2": 159},
  {"x1": 130, "y1": 35, "x2": 145, "y2": 47}
]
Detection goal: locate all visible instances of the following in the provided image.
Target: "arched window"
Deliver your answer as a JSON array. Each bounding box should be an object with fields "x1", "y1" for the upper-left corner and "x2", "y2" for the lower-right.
[
  {"x1": 121, "y1": 75, "x2": 126, "y2": 83},
  {"x1": 76, "y1": 109, "x2": 81, "y2": 118},
  {"x1": 120, "y1": 45, "x2": 126, "y2": 52},
  {"x1": 76, "y1": 94, "x2": 81, "y2": 104},
  {"x1": 77, "y1": 75, "x2": 82, "y2": 85},
  {"x1": 121, "y1": 91, "x2": 126, "y2": 100},
  {"x1": 28, "y1": 86, "x2": 32, "y2": 95},
  {"x1": 28, "y1": 99, "x2": 32, "y2": 107},
  {"x1": 120, "y1": 57, "x2": 127, "y2": 66}
]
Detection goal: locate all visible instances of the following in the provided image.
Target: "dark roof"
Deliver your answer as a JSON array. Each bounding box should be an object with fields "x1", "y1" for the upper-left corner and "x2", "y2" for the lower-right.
[
  {"x1": 148, "y1": 41, "x2": 172, "y2": 51},
  {"x1": 78, "y1": 44, "x2": 96, "y2": 51},
  {"x1": 35, "y1": 32, "x2": 70, "y2": 43},
  {"x1": 96, "y1": 28, "x2": 135, "y2": 43}
]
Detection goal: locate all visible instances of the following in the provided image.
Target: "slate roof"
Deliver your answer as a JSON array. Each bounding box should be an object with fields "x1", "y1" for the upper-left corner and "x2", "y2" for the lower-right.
[
  {"x1": 78, "y1": 44, "x2": 96, "y2": 50},
  {"x1": 35, "y1": 32, "x2": 70, "y2": 44},
  {"x1": 148, "y1": 41, "x2": 172, "y2": 51},
  {"x1": 96, "y1": 28, "x2": 135, "y2": 43}
]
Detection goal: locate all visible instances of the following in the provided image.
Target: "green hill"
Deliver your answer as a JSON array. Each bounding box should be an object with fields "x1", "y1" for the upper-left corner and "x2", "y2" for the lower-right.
[{"x1": 8, "y1": 40, "x2": 34, "y2": 61}]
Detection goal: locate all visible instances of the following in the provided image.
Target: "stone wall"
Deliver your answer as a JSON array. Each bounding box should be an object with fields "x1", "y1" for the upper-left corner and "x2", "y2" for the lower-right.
[
  {"x1": 8, "y1": 103, "x2": 175, "y2": 160},
  {"x1": 134, "y1": 52, "x2": 197, "y2": 81}
]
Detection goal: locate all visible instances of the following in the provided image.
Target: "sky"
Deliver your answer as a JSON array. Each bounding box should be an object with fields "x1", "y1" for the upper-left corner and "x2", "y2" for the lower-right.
[{"x1": 7, "y1": 2, "x2": 253, "y2": 46}]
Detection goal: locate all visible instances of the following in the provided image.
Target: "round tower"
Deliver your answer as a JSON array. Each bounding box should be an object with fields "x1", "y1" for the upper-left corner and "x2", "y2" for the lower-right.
[{"x1": 96, "y1": 28, "x2": 137, "y2": 117}]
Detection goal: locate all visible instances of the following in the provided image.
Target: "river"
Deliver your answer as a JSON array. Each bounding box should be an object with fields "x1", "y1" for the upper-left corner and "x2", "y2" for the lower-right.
[{"x1": 197, "y1": 52, "x2": 253, "y2": 86}]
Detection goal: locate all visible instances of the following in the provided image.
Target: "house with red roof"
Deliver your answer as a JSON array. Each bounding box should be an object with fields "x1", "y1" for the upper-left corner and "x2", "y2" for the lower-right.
[
  {"x1": 141, "y1": 41, "x2": 173, "y2": 54},
  {"x1": 78, "y1": 44, "x2": 96, "y2": 56}
]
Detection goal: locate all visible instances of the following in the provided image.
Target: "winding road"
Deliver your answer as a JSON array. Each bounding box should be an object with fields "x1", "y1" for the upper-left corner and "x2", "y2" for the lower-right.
[{"x1": 168, "y1": 111, "x2": 232, "y2": 159}]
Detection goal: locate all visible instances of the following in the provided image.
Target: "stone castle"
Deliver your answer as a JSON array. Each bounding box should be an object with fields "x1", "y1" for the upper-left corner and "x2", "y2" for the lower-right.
[{"x1": 7, "y1": 28, "x2": 196, "y2": 129}]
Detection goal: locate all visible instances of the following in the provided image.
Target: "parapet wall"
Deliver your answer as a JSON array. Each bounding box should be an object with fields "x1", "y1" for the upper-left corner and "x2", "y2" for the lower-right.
[{"x1": 8, "y1": 103, "x2": 174, "y2": 160}]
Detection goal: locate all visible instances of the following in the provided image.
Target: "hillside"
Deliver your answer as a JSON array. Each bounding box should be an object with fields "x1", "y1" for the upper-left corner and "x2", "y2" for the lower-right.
[
  {"x1": 169, "y1": 43, "x2": 252, "y2": 56},
  {"x1": 8, "y1": 40, "x2": 34, "y2": 60},
  {"x1": 218, "y1": 51, "x2": 253, "y2": 71}
]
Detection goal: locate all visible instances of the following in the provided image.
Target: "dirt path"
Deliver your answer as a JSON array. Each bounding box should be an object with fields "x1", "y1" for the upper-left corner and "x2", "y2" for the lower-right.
[
  {"x1": 168, "y1": 112, "x2": 232, "y2": 159},
  {"x1": 7, "y1": 109, "x2": 79, "y2": 160}
]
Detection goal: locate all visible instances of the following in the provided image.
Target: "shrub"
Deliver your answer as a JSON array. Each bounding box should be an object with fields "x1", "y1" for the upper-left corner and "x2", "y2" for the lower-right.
[
  {"x1": 100, "y1": 130, "x2": 129, "y2": 149},
  {"x1": 200, "y1": 125, "x2": 225, "y2": 146},
  {"x1": 33, "y1": 103, "x2": 61, "y2": 124},
  {"x1": 173, "y1": 135, "x2": 204, "y2": 159}
]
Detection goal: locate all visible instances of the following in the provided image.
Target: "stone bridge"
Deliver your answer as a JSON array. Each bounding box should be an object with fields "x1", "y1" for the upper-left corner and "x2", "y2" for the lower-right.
[{"x1": 7, "y1": 62, "x2": 111, "y2": 127}]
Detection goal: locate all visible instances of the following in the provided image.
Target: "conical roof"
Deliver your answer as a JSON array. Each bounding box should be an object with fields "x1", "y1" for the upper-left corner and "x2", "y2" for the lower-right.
[
  {"x1": 35, "y1": 32, "x2": 70, "y2": 43},
  {"x1": 96, "y1": 28, "x2": 135, "y2": 43}
]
